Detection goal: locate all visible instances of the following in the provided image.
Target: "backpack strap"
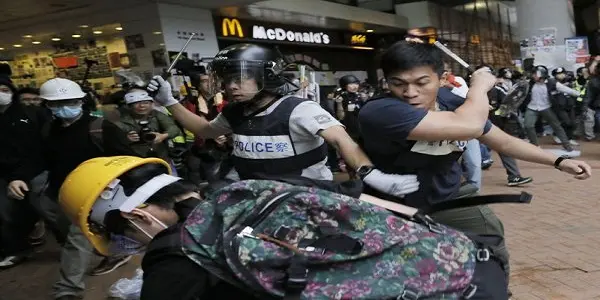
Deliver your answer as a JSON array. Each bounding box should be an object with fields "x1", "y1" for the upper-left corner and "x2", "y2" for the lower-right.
[
  {"x1": 420, "y1": 192, "x2": 533, "y2": 215},
  {"x1": 359, "y1": 192, "x2": 532, "y2": 218}
]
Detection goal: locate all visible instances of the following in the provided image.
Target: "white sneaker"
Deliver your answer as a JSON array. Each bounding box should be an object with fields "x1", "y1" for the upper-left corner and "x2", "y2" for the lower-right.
[
  {"x1": 544, "y1": 148, "x2": 581, "y2": 158},
  {"x1": 553, "y1": 136, "x2": 562, "y2": 144},
  {"x1": 569, "y1": 140, "x2": 579, "y2": 146}
]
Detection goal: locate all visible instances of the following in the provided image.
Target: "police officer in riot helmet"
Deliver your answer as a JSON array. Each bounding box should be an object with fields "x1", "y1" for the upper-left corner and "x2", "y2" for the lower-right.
[
  {"x1": 148, "y1": 43, "x2": 420, "y2": 198},
  {"x1": 334, "y1": 75, "x2": 362, "y2": 141}
]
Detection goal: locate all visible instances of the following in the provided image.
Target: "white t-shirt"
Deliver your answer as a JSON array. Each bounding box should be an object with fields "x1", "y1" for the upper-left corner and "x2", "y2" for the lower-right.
[
  {"x1": 209, "y1": 97, "x2": 342, "y2": 180},
  {"x1": 450, "y1": 76, "x2": 469, "y2": 98}
]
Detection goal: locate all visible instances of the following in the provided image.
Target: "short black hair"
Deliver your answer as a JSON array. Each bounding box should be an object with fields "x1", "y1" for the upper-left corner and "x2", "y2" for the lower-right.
[
  {"x1": 380, "y1": 41, "x2": 444, "y2": 78},
  {"x1": 17, "y1": 87, "x2": 39, "y2": 97}
]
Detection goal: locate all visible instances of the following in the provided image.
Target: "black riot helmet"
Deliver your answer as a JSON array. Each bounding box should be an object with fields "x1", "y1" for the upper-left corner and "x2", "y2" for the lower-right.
[
  {"x1": 208, "y1": 43, "x2": 288, "y2": 101},
  {"x1": 497, "y1": 67, "x2": 513, "y2": 79},
  {"x1": 551, "y1": 67, "x2": 566, "y2": 78},
  {"x1": 533, "y1": 65, "x2": 549, "y2": 80},
  {"x1": 339, "y1": 75, "x2": 360, "y2": 89}
]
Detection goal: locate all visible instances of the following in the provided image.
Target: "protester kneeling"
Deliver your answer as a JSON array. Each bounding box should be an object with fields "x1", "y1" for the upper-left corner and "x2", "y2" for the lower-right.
[{"x1": 59, "y1": 156, "x2": 508, "y2": 300}]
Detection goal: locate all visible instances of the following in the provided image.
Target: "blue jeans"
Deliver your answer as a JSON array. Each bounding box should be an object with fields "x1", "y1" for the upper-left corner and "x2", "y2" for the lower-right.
[
  {"x1": 480, "y1": 143, "x2": 491, "y2": 161},
  {"x1": 461, "y1": 139, "x2": 482, "y2": 191}
]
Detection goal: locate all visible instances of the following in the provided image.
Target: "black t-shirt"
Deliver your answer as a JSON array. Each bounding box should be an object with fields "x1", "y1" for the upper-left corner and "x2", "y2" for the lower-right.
[{"x1": 358, "y1": 88, "x2": 492, "y2": 208}]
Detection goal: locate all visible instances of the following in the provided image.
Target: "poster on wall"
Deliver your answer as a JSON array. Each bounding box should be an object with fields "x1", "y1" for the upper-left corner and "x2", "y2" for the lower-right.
[
  {"x1": 125, "y1": 34, "x2": 146, "y2": 50},
  {"x1": 565, "y1": 37, "x2": 590, "y2": 62},
  {"x1": 520, "y1": 28, "x2": 557, "y2": 58}
]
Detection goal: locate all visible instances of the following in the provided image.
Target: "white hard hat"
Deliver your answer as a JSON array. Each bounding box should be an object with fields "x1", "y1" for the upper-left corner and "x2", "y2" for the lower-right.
[
  {"x1": 40, "y1": 78, "x2": 86, "y2": 101},
  {"x1": 125, "y1": 90, "x2": 153, "y2": 105}
]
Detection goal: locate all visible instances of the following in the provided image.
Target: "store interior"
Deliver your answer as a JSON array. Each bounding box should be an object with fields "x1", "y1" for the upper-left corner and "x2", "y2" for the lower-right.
[{"x1": 0, "y1": 20, "x2": 166, "y2": 97}]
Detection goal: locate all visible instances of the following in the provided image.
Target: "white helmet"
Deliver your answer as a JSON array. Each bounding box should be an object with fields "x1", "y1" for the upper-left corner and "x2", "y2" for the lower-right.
[
  {"x1": 40, "y1": 78, "x2": 86, "y2": 101},
  {"x1": 124, "y1": 89, "x2": 153, "y2": 105}
]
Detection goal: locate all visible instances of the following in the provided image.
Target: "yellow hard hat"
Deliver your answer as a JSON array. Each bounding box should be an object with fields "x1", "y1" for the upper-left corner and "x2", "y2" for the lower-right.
[{"x1": 59, "y1": 156, "x2": 171, "y2": 256}]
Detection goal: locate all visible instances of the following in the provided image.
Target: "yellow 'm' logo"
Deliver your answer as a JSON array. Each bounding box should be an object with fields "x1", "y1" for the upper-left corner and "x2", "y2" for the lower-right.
[{"x1": 222, "y1": 18, "x2": 243, "y2": 38}]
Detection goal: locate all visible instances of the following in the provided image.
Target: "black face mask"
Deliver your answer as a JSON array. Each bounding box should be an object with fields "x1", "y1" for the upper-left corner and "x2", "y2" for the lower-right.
[{"x1": 174, "y1": 197, "x2": 201, "y2": 220}]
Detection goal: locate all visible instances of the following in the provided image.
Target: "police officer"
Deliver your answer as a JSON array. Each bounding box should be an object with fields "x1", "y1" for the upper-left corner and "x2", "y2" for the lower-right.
[
  {"x1": 551, "y1": 67, "x2": 578, "y2": 144},
  {"x1": 488, "y1": 68, "x2": 533, "y2": 187},
  {"x1": 148, "y1": 43, "x2": 418, "y2": 198},
  {"x1": 334, "y1": 75, "x2": 362, "y2": 140}
]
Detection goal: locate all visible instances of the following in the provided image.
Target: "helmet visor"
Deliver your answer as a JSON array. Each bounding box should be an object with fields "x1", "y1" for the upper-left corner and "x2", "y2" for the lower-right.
[{"x1": 208, "y1": 60, "x2": 265, "y2": 101}]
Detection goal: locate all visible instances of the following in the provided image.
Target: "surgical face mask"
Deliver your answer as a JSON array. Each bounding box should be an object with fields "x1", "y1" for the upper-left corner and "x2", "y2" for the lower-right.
[
  {"x1": 0, "y1": 92, "x2": 12, "y2": 105},
  {"x1": 50, "y1": 105, "x2": 82, "y2": 119},
  {"x1": 108, "y1": 214, "x2": 169, "y2": 256}
]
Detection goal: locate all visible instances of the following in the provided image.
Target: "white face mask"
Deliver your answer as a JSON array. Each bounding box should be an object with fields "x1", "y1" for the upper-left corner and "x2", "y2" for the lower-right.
[{"x1": 0, "y1": 92, "x2": 12, "y2": 105}]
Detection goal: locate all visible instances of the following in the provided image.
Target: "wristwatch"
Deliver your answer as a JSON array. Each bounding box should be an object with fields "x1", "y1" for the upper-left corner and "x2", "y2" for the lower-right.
[
  {"x1": 356, "y1": 165, "x2": 375, "y2": 180},
  {"x1": 553, "y1": 155, "x2": 569, "y2": 170}
]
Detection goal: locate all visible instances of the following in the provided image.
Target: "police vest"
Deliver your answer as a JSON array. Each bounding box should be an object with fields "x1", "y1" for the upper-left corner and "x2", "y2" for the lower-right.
[{"x1": 223, "y1": 96, "x2": 328, "y2": 180}]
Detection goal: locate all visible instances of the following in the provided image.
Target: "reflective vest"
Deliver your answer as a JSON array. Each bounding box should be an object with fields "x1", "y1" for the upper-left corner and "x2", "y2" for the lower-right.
[
  {"x1": 574, "y1": 81, "x2": 586, "y2": 102},
  {"x1": 223, "y1": 96, "x2": 328, "y2": 180}
]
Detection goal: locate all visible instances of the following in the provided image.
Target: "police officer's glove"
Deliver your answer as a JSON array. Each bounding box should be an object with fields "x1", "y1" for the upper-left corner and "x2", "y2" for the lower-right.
[
  {"x1": 363, "y1": 169, "x2": 419, "y2": 198},
  {"x1": 147, "y1": 76, "x2": 179, "y2": 107}
]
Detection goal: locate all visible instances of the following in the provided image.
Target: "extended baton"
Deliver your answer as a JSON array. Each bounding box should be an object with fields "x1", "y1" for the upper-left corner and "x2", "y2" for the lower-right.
[
  {"x1": 432, "y1": 41, "x2": 473, "y2": 72},
  {"x1": 148, "y1": 33, "x2": 196, "y2": 96}
]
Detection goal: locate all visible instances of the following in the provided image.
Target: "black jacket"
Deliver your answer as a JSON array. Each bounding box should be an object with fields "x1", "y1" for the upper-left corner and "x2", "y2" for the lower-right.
[
  {"x1": 43, "y1": 113, "x2": 104, "y2": 198},
  {"x1": 0, "y1": 103, "x2": 49, "y2": 182}
]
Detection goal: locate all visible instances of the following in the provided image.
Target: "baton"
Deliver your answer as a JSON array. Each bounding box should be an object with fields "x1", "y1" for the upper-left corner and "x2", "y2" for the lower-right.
[
  {"x1": 166, "y1": 33, "x2": 195, "y2": 74},
  {"x1": 432, "y1": 41, "x2": 472, "y2": 72},
  {"x1": 148, "y1": 33, "x2": 196, "y2": 96}
]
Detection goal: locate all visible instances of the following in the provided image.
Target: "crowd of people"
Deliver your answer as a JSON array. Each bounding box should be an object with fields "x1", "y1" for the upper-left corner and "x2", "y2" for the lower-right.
[{"x1": 0, "y1": 39, "x2": 595, "y2": 300}]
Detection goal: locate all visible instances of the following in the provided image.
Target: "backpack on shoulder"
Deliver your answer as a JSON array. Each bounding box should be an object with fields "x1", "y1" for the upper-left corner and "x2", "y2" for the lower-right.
[{"x1": 182, "y1": 180, "x2": 530, "y2": 300}]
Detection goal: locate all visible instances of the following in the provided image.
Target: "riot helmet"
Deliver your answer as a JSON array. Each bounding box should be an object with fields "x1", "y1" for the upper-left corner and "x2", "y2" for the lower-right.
[
  {"x1": 497, "y1": 68, "x2": 512, "y2": 79},
  {"x1": 207, "y1": 43, "x2": 287, "y2": 102},
  {"x1": 551, "y1": 67, "x2": 566, "y2": 78},
  {"x1": 532, "y1": 65, "x2": 549, "y2": 81},
  {"x1": 339, "y1": 75, "x2": 360, "y2": 89}
]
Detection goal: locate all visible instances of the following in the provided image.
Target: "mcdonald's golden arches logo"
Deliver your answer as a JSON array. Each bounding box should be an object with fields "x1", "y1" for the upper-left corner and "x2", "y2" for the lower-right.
[{"x1": 222, "y1": 18, "x2": 244, "y2": 38}]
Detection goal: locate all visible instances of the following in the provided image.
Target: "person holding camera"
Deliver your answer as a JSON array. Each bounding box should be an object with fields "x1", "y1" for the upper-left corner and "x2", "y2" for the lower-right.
[{"x1": 102, "y1": 89, "x2": 182, "y2": 162}]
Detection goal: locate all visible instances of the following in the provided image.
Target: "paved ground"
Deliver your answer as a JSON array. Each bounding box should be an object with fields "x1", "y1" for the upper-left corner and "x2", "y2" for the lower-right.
[{"x1": 1, "y1": 138, "x2": 599, "y2": 300}]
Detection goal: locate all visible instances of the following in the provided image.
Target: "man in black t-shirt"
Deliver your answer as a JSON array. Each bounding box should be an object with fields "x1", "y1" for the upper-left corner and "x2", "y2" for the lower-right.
[{"x1": 359, "y1": 40, "x2": 592, "y2": 289}]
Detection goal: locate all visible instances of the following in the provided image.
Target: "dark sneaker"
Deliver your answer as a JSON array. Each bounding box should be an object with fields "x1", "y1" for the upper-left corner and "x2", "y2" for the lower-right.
[
  {"x1": 507, "y1": 176, "x2": 533, "y2": 187},
  {"x1": 89, "y1": 255, "x2": 132, "y2": 276},
  {"x1": 481, "y1": 159, "x2": 493, "y2": 170},
  {"x1": 0, "y1": 255, "x2": 27, "y2": 270}
]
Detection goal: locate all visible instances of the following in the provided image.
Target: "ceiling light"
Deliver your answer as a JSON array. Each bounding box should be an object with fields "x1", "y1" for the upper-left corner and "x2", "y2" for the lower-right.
[
  {"x1": 13, "y1": 44, "x2": 22, "y2": 48},
  {"x1": 72, "y1": 34, "x2": 82, "y2": 38},
  {"x1": 79, "y1": 25, "x2": 89, "y2": 28},
  {"x1": 23, "y1": 34, "x2": 33, "y2": 38},
  {"x1": 366, "y1": 29, "x2": 374, "y2": 33},
  {"x1": 153, "y1": 31, "x2": 162, "y2": 35},
  {"x1": 93, "y1": 30, "x2": 103, "y2": 34},
  {"x1": 32, "y1": 41, "x2": 41, "y2": 44},
  {"x1": 159, "y1": 43, "x2": 165, "y2": 46},
  {"x1": 115, "y1": 27, "x2": 123, "y2": 31},
  {"x1": 52, "y1": 37, "x2": 61, "y2": 41},
  {"x1": 0, "y1": 48, "x2": 5, "y2": 50}
]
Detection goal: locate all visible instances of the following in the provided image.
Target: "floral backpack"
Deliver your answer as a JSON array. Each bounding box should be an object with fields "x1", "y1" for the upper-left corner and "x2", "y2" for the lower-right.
[{"x1": 181, "y1": 180, "x2": 530, "y2": 300}]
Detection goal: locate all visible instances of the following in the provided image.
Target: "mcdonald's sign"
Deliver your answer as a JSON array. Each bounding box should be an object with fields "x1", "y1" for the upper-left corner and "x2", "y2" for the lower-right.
[{"x1": 222, "y1": 18, "x2": 244, "y2": 38}]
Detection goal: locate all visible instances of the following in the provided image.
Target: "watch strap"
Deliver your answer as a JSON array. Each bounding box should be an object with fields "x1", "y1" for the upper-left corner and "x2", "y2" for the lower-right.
[{"x1": 554, "y1": 155, "x2": 569, "y2": 170}]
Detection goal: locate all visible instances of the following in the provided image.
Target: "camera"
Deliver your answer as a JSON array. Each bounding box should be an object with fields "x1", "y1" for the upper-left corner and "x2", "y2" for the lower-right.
[{"x1": 138, "y1": 120, "x2": 156, "y2": 143}]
